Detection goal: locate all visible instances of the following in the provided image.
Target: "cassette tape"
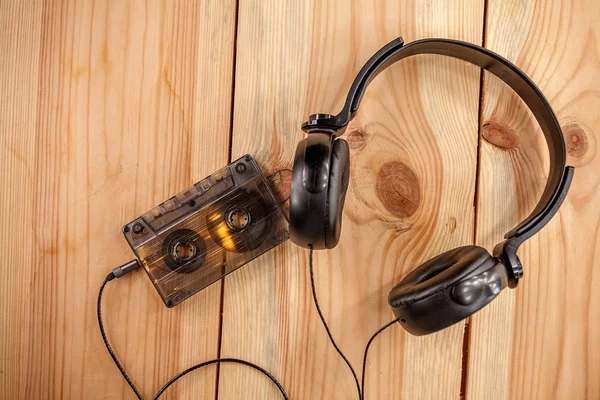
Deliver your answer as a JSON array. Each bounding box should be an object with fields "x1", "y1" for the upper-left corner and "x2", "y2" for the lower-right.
[{"x1": 122, "y1": 155, "x2": 289, "y2": 307}]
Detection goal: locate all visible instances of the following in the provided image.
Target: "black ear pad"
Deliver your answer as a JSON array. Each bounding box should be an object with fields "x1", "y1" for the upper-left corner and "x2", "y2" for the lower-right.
[
  {"x1": 388, "y1": 245, "x2": 509, "y2": 336},
  {"x1": 324, "y1": 138, "x2": 350, "y2": 249}
]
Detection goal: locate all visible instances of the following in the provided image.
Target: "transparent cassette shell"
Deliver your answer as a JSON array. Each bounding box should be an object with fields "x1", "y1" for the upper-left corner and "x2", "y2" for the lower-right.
[{"x1": 123, "y1": 155, "x2": 289, "y2": 307}]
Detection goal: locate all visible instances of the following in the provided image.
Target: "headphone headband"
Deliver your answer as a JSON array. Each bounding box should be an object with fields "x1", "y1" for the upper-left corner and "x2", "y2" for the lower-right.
[{"x1": 302, "y1": 37, "x2": 574, "y2": 250}]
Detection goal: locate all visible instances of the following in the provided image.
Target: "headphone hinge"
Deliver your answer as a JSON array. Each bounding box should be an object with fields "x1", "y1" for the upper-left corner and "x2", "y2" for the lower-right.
[
  {"x1": 493, "y1": 238, "x2": 522, "y2": 288},
  {"x1": 302, "y1": 113, "x2": 347, "y2": 136}
]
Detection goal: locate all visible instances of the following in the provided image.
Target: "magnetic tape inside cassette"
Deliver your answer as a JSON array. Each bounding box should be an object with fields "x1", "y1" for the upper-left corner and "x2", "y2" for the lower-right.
[{"x1": 122, "y1": 155, "x2": 289, "y2": 307}]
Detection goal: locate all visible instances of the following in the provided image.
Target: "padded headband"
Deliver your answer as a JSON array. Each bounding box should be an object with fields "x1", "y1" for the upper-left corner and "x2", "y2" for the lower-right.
[{"x1": 302, "y1": 38, "x2": 574, "y2": 245}]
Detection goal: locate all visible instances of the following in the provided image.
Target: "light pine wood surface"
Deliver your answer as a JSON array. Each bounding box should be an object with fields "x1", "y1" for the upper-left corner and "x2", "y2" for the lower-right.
[{"x1": 0, "y1": 1, "x2": 598, "y2": 399}]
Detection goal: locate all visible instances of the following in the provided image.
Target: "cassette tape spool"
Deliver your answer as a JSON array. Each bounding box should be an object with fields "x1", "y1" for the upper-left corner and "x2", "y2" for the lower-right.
[{"x1": 122, "y1": 155, "x2": 290, "y2": 307}]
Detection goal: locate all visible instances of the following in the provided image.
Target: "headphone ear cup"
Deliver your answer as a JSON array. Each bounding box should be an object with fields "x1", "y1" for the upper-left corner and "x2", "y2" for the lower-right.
[
  {"x1": 289, "y1": 134, "x2": 349, "y2": 249},
  {"x1": 324, "y1": 138, "x2": 350, "y2": 249},
  {"x1": 388, "y1": 245, "x2": 509, "y2": 335},
  {"x1": 290, "y1": 133, "x2": 334, "y2": 249}
]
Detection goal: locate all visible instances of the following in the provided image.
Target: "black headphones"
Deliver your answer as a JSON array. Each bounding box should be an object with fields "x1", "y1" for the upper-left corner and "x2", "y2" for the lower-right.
[{"x1": 290, "y1": 38, "x2": 574, "y2": 336}]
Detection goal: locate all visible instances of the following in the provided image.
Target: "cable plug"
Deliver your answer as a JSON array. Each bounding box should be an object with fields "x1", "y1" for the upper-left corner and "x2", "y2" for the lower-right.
[{"x1": 109, "y1": 259, "x2": 141, "y2": 280}]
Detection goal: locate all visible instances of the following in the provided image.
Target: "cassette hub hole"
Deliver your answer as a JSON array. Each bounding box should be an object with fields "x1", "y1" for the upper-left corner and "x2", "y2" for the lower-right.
[
  {"x1": 227, "y1": 209, "x2": 250, "y2": 230},
  {"x1": 172, "y1": 241, "x2": 197, "y2": 262}
]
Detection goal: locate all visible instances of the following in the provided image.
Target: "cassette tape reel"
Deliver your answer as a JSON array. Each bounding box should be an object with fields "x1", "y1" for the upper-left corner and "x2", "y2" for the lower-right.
[
  {"x1": 122, "y1": 155, "x2": 289, "y2": 307},
  {"x1": 206, "y1": 189, "x2": 272, "y2": 253}
]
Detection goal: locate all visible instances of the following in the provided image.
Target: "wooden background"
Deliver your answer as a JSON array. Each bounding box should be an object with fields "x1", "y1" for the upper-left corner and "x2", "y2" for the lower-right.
[{"x1": 1, "y1": 0, "x2": 598, "y2": 399}]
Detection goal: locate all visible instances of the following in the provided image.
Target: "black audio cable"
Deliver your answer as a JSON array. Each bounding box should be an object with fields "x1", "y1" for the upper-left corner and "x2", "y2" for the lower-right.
[
  {"x1": 99, "y1": 253, "x2": 398, "y2": 399},
  {"x1": 360, "y1": 318, "x2": 399, "y2": 399},
  {"x1": 308, "y1": 247, "x2": 361, "y2": 397},
  {"x1": 97, "y1": 260, "x2": 289, "y2": 400},
  {"x1": 308, "y1": 246, "x2": 399, "y2": 400}
]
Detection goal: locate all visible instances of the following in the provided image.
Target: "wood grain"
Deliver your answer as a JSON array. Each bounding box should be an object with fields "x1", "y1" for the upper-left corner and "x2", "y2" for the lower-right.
[
  {"x1": 2, "y1": 0, "x2": 599, "y2": 399},
  {"x1": 0, "y1": 1, "x2": 44, "y2": 398},
  {"x1": 467, "y1": 0, "x2": 600, "y2": 399},
  {"x1": 219, "y1": 0, "x2": 485, "y2": 398},
  {"x1": 0, "y1": 0, "x2": 236, "y2": 399}
]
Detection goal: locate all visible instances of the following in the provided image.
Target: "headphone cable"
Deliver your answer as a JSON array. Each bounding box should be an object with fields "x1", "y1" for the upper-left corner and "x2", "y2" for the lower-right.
[
  {"x1": 360, "y1": 317, "x2": 399, "y2": 399},
  {"x1": 308, "y1": 247, "x2": 399, "y2": 400},
  {"x1": 99, "y1": 252, "x2": 398, "y2": 400},
  {"x1": 97, "y1": 267, "x2": 289, "y2": 400},
  {"x1": 308, "y1": 246, "x2": 361, "y2": 398},
  {"x1": 98, "y1": 274, "x2": 144, "y2": 399}
]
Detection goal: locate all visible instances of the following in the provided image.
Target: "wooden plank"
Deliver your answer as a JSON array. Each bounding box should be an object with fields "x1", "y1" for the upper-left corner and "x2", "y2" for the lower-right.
[
  {"x1": 0, "y1": 0, "x2": 236, "y2": 398},
  {"x1": 219, "y1": 0, "x2": 485, "y2": 398},
  {"x1": 0, "y1": 1, "x2": 44, "y2": 399},
  {"x1": 467, "y1": 0, "x2": 600, "y2": 399}
]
